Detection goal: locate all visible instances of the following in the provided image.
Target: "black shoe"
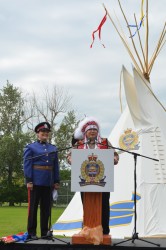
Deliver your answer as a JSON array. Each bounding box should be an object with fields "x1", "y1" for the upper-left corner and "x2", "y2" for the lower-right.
[
  {"x1": 26, "y1": 235, "x2": 38, "y2": 240},
  {"x1": 31, "y1": 235, "x2": 38, "y2": 240},
  {"x1": 41, "y1": 230, "x2": 53, "y2": 238}
]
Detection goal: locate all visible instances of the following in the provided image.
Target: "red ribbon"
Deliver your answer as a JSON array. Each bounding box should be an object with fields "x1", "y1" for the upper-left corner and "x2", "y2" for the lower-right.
[
  {"x1": 90, "y1": 11, "x2": 107, "y2": 48},
  {"x1": 28, "y1": 187, "x2": 31, "y2": 217}
]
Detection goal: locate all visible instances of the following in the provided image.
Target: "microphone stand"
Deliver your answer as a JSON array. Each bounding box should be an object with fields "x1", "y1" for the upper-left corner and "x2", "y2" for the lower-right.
[
  {"x1": 25, "y1": 146, "x2": 73, "y2": 161},
  {"x1": 25, "y1": 141, "x2": 90, "y2": 161},
  {"x1": 96, "y1": 141, "x2": 160, "y2": 247}
]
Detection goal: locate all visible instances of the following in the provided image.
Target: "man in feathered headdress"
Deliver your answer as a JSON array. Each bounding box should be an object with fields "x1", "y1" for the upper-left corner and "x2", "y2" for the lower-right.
[{"x1": 73, "y1": 116, "x2": 119, "y2": 237}]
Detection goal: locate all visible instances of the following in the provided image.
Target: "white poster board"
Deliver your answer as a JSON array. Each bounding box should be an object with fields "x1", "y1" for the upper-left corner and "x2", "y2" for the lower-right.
[{"x1": 71, "y1": 149, "x2": 114, "y2": 192}]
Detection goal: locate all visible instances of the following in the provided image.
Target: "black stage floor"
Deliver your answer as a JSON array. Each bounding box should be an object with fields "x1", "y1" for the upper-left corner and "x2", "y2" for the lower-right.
[{"x1": 0, "y1": 237, "x2": 165, "y2": 250}]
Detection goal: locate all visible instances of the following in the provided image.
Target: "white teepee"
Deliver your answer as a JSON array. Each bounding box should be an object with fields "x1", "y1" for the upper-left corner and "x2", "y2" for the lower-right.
[
  {"x1": 52, "y1": 66, "x2": 166, "y2": 238},
  {"x1": 53, "y1": 0, "x2": 165, "y2": 238},
  {"x1": 107, "y1": 66, "x2": 166, "y2": 238}
]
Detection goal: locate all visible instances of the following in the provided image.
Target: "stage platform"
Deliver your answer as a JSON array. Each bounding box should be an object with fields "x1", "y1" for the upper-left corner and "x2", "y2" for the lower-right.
[{"x1": 0, "y1": 237, "x2": 165, "y2": 250}]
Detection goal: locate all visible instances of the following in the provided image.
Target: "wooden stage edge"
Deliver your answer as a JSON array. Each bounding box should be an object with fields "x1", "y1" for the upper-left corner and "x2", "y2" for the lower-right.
[{"x1": 1, "y1": 237, "x2": 166, "y2": 250}]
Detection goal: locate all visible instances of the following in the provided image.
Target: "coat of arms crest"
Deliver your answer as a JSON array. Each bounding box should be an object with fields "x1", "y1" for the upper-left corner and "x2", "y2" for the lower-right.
[
  {"x1": 119, "y1": 128, "x2": 139, "y2": 150},
  {"x1": 79, "y1": 153, "x2": 106, "y2": 187}
]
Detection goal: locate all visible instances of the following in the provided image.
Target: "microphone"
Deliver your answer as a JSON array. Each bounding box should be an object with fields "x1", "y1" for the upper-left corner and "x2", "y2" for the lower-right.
[
  {"x1": 87, "y1": 137, "x2": 100, "y2": 144},
  {"x1": 95, "y1": 139, "x2": 99, "y2": 144},
  {"x1": 87, "y1": 138, "x2": 97, "y2": 145},
  {"x1": 86, "y1": 138, "x2": 91, "y2": 144}
]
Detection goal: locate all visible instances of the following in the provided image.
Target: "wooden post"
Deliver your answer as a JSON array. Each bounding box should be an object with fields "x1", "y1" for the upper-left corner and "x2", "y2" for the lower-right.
[{"x1": 72, "y1": 192, "x2": 111, "y2": 245}]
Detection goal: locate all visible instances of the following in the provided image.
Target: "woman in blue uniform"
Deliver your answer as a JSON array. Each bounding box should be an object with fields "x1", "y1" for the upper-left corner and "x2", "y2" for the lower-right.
[{"x1": 23, "y1": 122, "x2": 60, "y2": 239}]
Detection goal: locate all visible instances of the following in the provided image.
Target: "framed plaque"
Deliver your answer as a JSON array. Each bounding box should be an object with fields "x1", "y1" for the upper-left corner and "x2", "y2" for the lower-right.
[{"x1": 71, "y1": 149, "x2": 114, "y2": 192}]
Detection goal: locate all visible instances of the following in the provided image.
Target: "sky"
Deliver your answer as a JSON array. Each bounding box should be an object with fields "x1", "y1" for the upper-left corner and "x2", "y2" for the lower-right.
[{"x1": 0, "y1": 0, "x2": 165, "y2": 137}]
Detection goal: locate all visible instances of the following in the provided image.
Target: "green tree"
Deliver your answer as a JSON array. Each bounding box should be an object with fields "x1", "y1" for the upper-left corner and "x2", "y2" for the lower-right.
[
  {"x1": 0, "y1": 81, "x2": 24, "y2": 133},
  {"x1": 60, "y1": 169, "x2": 71, "y2": 180},
  {"x1": 0, "y1": 82, "x2": 31, "y2": 205},
  {"x1": 54, "y1": 110, "x2": 78, "y2": 169}
]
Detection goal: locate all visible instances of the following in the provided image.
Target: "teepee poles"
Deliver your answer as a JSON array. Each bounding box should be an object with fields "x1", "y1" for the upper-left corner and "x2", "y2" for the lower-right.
[
  {"x1": 117, "y1": 0, "x2": 145, "y2": 74},
  {"x1": 103, "y1": 0, "x2": 165, "y2": 83},
  {"x1": 148, "y1": 23, "x2": 166, "y2": 75},
  {"x1": 134, "y1": 14, "x2": 146, "y2": 71},
  {"x1": 102, "y1": 4, "x2": 142, "y2": 76},
  {"x1": 144, "y1": 0, "x2": 149, "y2": 75}
]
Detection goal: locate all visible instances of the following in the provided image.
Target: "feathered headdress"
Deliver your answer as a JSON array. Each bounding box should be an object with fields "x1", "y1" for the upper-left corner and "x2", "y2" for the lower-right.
[{"x1": 74, "y1": 116, "x2": 100, "y2": 140}]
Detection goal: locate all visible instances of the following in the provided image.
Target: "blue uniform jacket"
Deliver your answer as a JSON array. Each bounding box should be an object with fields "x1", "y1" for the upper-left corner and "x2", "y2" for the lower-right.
[{"x1": 23, "y1": 141, "x2": 60, "y2": 186}]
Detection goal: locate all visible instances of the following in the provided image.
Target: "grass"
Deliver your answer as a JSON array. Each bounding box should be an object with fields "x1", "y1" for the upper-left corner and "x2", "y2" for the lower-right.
[{"x1": 0, "y1": 206, "x2": 65, "y2": 238}]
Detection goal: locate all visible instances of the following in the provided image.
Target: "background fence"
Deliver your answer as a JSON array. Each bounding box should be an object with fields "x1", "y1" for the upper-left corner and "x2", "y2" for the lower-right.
[{"x1": 54, "y1": 180, "x2": 75, "y2": 207}]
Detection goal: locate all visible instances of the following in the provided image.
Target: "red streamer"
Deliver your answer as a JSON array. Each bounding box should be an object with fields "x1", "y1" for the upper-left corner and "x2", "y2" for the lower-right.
[
  {"x1": 28, "y1": 187, "x2": 31, "y2": 217},
  {"x1": 90, "y1": 11, "x2": 107, "y2": 48}
]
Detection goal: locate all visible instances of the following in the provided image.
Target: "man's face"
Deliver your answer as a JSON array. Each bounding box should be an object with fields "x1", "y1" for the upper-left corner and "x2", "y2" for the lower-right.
[
  {"x1": 37, "y1": 129, "x2": 50, "y2": 142},
  {"x1": 85, "y1": 128, "x2": 98, "y2": 140}
]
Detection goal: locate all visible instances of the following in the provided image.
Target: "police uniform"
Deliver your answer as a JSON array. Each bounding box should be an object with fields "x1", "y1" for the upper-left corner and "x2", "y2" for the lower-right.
[{"x1": 23, "y1": 122, "x2": 60, "y2": 238}]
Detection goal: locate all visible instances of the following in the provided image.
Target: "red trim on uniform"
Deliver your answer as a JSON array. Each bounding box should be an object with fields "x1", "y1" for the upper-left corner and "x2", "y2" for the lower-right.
[{"x1": 28, "y1": 187, "x2": 31, "y2": 217}]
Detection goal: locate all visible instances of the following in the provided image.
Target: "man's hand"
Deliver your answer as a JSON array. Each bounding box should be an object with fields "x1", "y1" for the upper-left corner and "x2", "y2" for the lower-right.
[
  {"x1": 27, "y1": 182, "x2": 33, "y2": 190},
  {"x1": 114, "y1": 152, "x2": 119, "y2": 165},
  {"x1": 66, "y1": 152, "x2": 72, "y2": 165},
  {"x1": 54, "y1": 183, "x2": 60, "y2": 190}
]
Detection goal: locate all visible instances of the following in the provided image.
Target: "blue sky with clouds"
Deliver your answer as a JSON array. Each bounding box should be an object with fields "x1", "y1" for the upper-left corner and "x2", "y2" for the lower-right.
[{"x1": 0, "y1": 0, "x2": 165, "y2": 137}]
